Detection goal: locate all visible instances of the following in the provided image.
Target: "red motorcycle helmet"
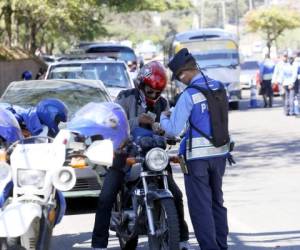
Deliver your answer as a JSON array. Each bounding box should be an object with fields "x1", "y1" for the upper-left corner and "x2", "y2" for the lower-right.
[{"x1": 137, "y1": 61, "x2": 167, "y2": 106}]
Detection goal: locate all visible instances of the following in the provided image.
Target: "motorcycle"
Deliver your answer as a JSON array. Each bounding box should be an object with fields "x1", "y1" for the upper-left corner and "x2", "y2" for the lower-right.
[
  {"x1": 0, "y1": 136, "x2": 76, "y2": 250},
  {"x1": 110, "y1": 134, "x2": 180, "y2": 250}
]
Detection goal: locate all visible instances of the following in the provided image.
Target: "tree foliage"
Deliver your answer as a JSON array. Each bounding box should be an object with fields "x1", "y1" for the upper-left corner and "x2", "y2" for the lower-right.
[
  {"x1": 104, "y1": 0, "x2": 191, "y2": 12},
  {"x1": 0, "y1": 0, "x2": 191, "y2": 55},
  {"x1": 245, "y1": 6, "x2": 300, "y2": 56}
]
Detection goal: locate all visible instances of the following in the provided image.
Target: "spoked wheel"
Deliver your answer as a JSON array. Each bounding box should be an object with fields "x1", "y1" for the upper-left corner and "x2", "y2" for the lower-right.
[
  {"x1": 148, "y1": 198, "x2": 180, "y2": 250},
  {"x1": 114, "y1": 192, "x2": 139, "y2": 250}
]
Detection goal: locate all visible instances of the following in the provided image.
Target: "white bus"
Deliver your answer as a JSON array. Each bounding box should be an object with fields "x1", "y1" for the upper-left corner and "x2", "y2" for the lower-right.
[{"x1": 164, "y1": 28, "x2": 241, "y2": 109}]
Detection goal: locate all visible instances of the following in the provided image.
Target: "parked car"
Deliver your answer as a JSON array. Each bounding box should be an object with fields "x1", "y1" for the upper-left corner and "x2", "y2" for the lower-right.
[
  {"x1": 0, "y1": 79, "x2": 112, "y2": 198},
  {"x1": 84, "y1": 43, "x2": 138, "y2": 75},
  {"x1": 240, "y1": 60, "x2": 259, "y2": 89},
  {"x1": 1, "y1": 79, "x2": 110, "y2": 116},
  {"x1": 45, "y1": 59, "x2": 134, "y2": 99}
]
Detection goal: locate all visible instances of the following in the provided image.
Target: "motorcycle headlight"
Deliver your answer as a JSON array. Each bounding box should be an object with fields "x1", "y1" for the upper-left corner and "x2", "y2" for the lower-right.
[
  {"x1": 145, "y1": 148, "x2": 168, "y2": 171},
  {"x1": 17, "y1": 169, "x2": 46, "y2": 189},
  {"x1": 0, "y1": 162, "x2": 11, "y2": 182}
]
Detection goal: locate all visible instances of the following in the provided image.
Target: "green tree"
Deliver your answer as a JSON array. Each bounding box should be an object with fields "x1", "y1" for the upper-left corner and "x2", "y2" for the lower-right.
[
  {"x1": 104, "y1": 0, "x2": 191, "y2": 12},
  {"x1": 245, "y1": 6, "x2": 300, "y2": 56},
  {"x1": 0, "y1": 0, "x2": 191, "y2": 55},
  {"x1": 0, "y1": 0, "x2": 13, "y2": 47}
]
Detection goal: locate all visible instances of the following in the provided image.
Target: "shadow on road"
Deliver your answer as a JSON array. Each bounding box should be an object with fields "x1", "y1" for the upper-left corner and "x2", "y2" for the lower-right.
[
  {"x1": 229, "y1": 230, "x2": 300, "y2": 249},
  {"x1": 229, "y1": 132, "x2": 300, "y2": 170},
  {"x1": 52, "y1": 230, "x2": 300, "y2": 249}
]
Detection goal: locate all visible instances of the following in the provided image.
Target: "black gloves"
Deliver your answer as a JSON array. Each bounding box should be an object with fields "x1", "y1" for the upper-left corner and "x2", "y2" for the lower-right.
[{"x1": 227, "y1": 153, "x2": 236, "y2": 166}]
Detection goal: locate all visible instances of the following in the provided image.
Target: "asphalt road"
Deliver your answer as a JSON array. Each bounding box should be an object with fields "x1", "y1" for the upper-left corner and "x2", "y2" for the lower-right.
[{"x1": 52, "y1": 92, "x2": 300, "y2": 250}]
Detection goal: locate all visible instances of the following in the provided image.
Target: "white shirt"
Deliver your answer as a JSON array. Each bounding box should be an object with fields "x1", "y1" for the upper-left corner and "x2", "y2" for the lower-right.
[{"x1": 272, "y1": 61, "x2": 297, "y2": 86}]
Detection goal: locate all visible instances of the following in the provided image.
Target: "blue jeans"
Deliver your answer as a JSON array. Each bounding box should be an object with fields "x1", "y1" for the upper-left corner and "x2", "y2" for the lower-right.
[
  {"x1": 284, "y1": 86, "x2": 295, "y2": 115},
  {"x1": 185, "y1": 157, "x2": 228, "y2": 250}
]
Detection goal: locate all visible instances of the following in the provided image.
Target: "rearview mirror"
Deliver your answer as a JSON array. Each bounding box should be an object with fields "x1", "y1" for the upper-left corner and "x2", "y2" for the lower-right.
[{"x1": 85, "y1": 140, "x2": 113, "y2": 166}]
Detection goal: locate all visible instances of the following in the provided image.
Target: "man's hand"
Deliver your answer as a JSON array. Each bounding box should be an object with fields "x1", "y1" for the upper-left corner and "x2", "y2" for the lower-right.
[{"x1": 138, "y1": 113, "x2": 154, "y2": 125}]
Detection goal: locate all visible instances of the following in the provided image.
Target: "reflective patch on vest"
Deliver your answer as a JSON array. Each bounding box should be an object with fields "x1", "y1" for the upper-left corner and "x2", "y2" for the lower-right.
[
  {"x1": 262, "y1": 73, "x2": 273, "y2": 80},
  {"x1": 186, "y1": 143, "x2": 229, "y2": 160},
  {"x1": 191, "y1": 92, "x2": 206, "y2": 104}
]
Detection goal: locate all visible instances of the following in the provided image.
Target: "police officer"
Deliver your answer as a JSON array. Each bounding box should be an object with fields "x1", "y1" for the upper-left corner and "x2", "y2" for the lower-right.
[
  {"x1": 21, "y1": 70, "x2": 32, "y2": 80},
  {"x1": 160, "y1": 48, "x2": 229, "y2": 250},
  {"x1": 259, "y1": 54, "x2": 275, "y2": 107},
  {"x1": 92, "y1": 61, "x2": 191, "y2": 250}
]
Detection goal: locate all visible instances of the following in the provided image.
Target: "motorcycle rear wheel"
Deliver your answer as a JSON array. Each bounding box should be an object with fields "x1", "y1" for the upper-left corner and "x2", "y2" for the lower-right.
[
  {"x1": 148, "y1": 198, "x2": 180, "y2": 250},
  {"x1": 118, "y1": 235, "x2": 138, "y2": 250}
]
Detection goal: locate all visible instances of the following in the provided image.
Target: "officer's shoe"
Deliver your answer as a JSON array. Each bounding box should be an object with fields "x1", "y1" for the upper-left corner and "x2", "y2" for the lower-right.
[{"x1": 180, "y1": 241, "x2": 194, "y2": 250}]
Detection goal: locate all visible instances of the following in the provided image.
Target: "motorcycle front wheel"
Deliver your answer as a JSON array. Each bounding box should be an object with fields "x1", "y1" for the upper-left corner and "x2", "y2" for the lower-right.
[{"x1": 148, "y1": 198, "x2": 180, "y2": 250}]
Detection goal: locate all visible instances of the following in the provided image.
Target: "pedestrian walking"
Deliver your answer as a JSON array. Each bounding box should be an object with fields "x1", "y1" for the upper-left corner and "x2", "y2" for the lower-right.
[
  {"x1": 160, "y1": 48, "x2": 232, "y2": 250},
  {"x1": 259, "y1": 55, "x2": 275, "y2": 107},
  {"x1": 272, "y1": 52, "x2": 297, "y2": 116}
]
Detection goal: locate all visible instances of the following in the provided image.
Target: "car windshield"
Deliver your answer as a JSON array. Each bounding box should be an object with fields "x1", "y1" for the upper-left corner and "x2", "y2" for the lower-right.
[
  {"x1": 48, "y1": 63, "x2": 131, "y2": 88},
  {"x1": 85, "y1": 46, "x2": 137, "y2": 62},
  {"x1": 1, "y1": 81, "x2": 110, "y2": 117},
  {"x1": 240, "y1": 61, "x2": 259, "y2": 70},
  {"x1": 193, "y1": 52, "x2": 239, "y2": 68}
]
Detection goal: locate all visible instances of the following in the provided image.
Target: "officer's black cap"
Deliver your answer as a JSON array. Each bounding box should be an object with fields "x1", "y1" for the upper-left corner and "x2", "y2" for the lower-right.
[{"x1": 168, "y1": 48, "x2": 196, "y2": 80}]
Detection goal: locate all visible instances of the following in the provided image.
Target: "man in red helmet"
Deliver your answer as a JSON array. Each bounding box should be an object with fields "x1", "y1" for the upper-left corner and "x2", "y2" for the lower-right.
[
  {"x1": 91, "y1": 61, "x2": 191, "y2": 250},
  {"x1": 117, "y1": 61, "x2": 169, "y2": 134}
]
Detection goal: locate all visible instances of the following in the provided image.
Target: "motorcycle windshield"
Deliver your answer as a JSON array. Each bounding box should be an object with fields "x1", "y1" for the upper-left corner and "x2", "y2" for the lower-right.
[
  {"x1": 67, "y1": 102, "x2": 120, "y2": 137},
  {"x1": 0, "y1": 108, "x2": 23, "y2": 143}
]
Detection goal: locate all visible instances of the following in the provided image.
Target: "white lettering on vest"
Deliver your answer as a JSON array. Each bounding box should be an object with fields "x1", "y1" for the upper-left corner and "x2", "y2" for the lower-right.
[{"x1": 201, "y1": 103, "x2": 207, "y2": 113}]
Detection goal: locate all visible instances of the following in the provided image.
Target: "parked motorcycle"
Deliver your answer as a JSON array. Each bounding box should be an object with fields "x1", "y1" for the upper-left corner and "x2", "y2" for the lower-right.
[
  {"x1": 110, "y1": 135, "x2": 180, "y2": 250},
  {"x1": 0, "y1": 136, "x2": 76, "y2": 250}
]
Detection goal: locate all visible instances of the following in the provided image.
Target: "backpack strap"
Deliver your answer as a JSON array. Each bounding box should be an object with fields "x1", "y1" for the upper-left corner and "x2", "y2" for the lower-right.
[
  {"x1": 189, "y1": 118, "x2": 213, "y2": 143},
  {"x1": 185, "y1": 84, "x2": 214, "y2": 152}
]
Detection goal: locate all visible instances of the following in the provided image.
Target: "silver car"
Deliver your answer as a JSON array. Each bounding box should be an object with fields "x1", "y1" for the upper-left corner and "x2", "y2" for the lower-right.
[
  {"x1": 45, "y1": 59, "x2": 134, "y2": 100},
  {"x1": 1, "y1": 79, "x2": 111, "y2": 198}
]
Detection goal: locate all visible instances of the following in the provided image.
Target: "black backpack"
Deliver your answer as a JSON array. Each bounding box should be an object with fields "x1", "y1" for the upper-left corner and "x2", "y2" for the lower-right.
[{"x1": 187, "y1": 74, "x2": 230, "y2": 148}]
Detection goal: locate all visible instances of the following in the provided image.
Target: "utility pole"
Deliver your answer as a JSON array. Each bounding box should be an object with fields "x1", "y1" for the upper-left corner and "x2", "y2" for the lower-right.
[
  {"x1": 200, "y1": 0, "x2": 205, "y2": 28},
  {"x1": 221, "y1": 0, "x2": 226, "y2": 29},
  {"x1": 235, "y1": 0, "x2": 240, "y2": 42},
  {"x1": 249, "y1": 0, "x2": 253, "y2": 10}
]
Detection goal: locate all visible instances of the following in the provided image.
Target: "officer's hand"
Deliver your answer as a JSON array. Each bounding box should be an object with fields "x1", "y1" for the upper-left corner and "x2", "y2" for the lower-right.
[
  {"x1": 138, "y1": 113, "x2": 154, "y2": 125},
  {"x1": 152, "y1": 122, "x2": 165, "y2": 136},
  {"x1": 162, "y1": 111, "x2": 171, "y2": 118}
]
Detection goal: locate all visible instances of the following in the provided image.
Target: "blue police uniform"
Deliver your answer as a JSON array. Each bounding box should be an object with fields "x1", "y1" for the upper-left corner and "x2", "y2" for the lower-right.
[
  {"x1": 259, "y1": 59, "x2": 275, "y2": 107},
  {"x1": 161, "y1": 73, "x2": 229, "y2": 250}
]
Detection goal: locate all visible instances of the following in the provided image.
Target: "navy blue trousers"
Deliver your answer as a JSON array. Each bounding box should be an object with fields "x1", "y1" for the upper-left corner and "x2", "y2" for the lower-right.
[{"x1": 185, "y1": 157, "x2": 228, "y2": 250}]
